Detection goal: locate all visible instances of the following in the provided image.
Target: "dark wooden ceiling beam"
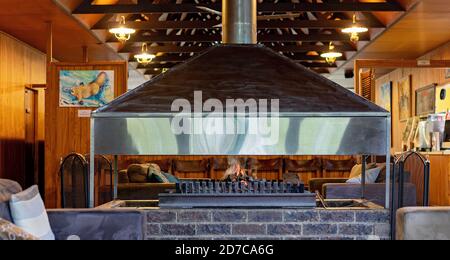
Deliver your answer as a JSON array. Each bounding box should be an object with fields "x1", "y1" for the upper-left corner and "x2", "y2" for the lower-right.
[
  {"x1": 299, "y1": 62, "x2": 337, "y2": 68},
  {"x1": 121, "y1": 45, "x2": 208, "y2": 53},
  {"x1": 145, "y1": 68, "x2": 331, "y2": 76},
  {"x1": 133, "y1": 55, "x2": 193, "y2": 63},
  {"x1": 137, "y1": 60, "x2": 338, "y2": 70},
  {"x1": 145, "y1": 70, "x2": 166, "y2": 76},
  {"x1": 131, "y1": 53, "x2": 344, "y2": 63},
  {"x1": 74, "y1": 2, "x2": 404, "y2": 15},
  {"x1": 108, "y1": 32, "x2": 369, "y2": 43},
  {"x1": 136, "y1": 63, "x2": 178, "y2": 70},
  {"x1": 120, "y1": 44, "x2": 356, "y2": 54},
  {"x1": 93, "y1": 19, "x2": 384, "y2": 30}
]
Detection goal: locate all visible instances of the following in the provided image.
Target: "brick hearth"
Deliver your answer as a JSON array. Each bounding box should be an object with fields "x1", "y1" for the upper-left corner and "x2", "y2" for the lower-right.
[{"x1": 144, "y1": 209, "x2": 390, "y2": 240}]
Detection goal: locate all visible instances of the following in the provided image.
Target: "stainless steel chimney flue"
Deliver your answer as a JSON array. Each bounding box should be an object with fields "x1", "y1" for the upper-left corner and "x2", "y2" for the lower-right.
[{"x1": 222, "y1": 0, "x2": 257, "y2": 44}]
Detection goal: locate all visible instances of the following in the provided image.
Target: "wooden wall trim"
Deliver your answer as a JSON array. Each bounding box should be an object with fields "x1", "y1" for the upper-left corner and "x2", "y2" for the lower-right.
[
  {"x1": 52, "y1": 61, "x2": 127, "y2": 66},
  {"x1": 355, "y1": 59, "x2": 450, "y2": 91},
  {"x1": 355, "y1": 59, "x2": 450, "y2": 69}
]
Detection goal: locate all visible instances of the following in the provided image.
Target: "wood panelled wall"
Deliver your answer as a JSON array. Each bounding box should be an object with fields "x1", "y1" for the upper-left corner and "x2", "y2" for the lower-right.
[
  {"x1": 375, "y1": 42, "x2": 450, "y2": 206},
  {"x1": 375, "y1": 42, "x2": 450, "y2": 152},
  {"x1": 427, "y1": 155, "x2": 450, "y2": 206},
  {"x1": 0, "y1": 32, "x2": 46, "y2": 186},
  {"x1": 45, "y1": 62, "x2": 127, "y2": 208}
]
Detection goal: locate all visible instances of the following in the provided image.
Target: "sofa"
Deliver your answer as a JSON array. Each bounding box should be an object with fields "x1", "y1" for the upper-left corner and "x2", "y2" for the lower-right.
[
  {"x1": 0, "y1": 179, "x2": 145, "y2": 240},
  {"x1": 309, "y1": 165, "x2": 418, "y2": 207},
  {"x1": 397, "y1": 207, "x2": 450, "y2": 240},
  {"x1": 117, "y1": 162, "x2": 177, "y2": 200}
]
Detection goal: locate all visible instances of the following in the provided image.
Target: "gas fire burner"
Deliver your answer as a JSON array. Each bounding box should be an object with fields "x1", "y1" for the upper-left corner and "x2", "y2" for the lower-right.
[{"x1": 158, "y1": 181, "x2": 317, "y2": 209}]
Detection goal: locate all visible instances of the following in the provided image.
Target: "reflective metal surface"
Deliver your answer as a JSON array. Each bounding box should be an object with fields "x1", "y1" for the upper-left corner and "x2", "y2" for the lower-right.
[
  {"x1": 93, "y1": 117, "x2": 387, "y2": 156},
  {"x1": 96, "y1": 45, "x2": 387, "y2": 115},
  {"x1": 222, "y1": 0, "x2": 257, "y2": 44},
  {"x1": 89, "y1": 42, "x2": 392, "y2": 208}
]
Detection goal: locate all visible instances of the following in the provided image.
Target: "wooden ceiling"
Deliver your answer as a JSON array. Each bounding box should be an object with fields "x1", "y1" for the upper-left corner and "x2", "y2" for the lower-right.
[
  {"x1": 68, "y1": 0, "x2": 408, "y2": 78},
  {"x1": 343, "y1": 0, "x2": 450, "y2": 61},
  {"x1": 0, "y1": 0, "x2": 121, "y2": 62},
  {"x1": 335, "y1": 0, "x2": 450, "y2": 78}
]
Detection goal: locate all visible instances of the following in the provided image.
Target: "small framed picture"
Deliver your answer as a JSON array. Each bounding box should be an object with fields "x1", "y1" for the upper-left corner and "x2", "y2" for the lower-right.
[
  {"x1": 398, "y1": 75, "x2": 412, "y2": 122},
  {"x1": 415, "y1": 84, "x2": 437, "y2": 117},
  {"x1": 378, "y1": 81, "x2": 392, "y2": 112},
  {"x1": 446, "y1": 68, "x2": 450, "y2": 79}
]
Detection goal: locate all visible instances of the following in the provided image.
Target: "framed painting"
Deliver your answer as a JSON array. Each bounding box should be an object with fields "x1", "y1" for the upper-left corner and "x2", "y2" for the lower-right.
[
  {"x1": 59, "y1": 70, "x2": 115, "y2": 107},
  {"x1": 398, "y1": 75, "x2": 412, "y2": 122},
  {"x1": 378, "y1": 81, "x2": 392, "y2": 112},
  {"x1": 416, "y1": 84, "x2": 437, "y2": 117},
  {"x1": 402, "y1": 117, "x2": 414, "y2": 144},
  {"x1": 446, "y1": 68, "x2": 450, "y2": 79},
  {"x1": 402, "y1": 116, "x2": 419, "y2": 150}
]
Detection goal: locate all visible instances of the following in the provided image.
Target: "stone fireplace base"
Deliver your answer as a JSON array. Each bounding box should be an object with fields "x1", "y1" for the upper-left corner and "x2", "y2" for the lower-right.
[{"x1": 143, "y1": 209, "x2": 390, "y2": 240}]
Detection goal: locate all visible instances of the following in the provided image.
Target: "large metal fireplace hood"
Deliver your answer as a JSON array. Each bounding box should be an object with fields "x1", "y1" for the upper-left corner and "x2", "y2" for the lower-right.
[{"x1": 91, "y1": 0, "x2": 390, "y2": 156}]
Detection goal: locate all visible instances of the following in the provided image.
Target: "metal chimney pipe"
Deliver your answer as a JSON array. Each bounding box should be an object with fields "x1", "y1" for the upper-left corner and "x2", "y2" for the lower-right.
[{"x1": 222, "y1": 0, "x2": 257, "y2": 44}]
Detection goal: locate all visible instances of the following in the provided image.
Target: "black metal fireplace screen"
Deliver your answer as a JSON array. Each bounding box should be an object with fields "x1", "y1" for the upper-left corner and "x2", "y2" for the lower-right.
[{"x1": 159, "y1": 180, "x2": 316, "y2": 209}]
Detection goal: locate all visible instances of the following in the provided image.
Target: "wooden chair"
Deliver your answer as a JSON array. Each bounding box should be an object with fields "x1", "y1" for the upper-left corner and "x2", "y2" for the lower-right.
[
  {"x1": 210, "y1": 157, "x2": 248, "y2": 180},
  {"x1": 284, "y1": 158, "x2": 322, "y2": 187},
  {"x1": 173, "y1": 159, "x2": 210, "y2": 179},
  {"x1": 322, "y1": 158, "x2": 357, "y2": 179},
  {"x1": 249, "y1": 158, "x2": 283, "y2": 181}
]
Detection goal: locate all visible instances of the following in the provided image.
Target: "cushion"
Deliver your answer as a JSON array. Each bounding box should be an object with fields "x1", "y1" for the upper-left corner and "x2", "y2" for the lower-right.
[
  {"x1": 118, "y1": 170, "x2": 130, "y2": 184},
  {"x1": 0, "y1": 179, "x2": 22, "y2": 202},
  {"x1": 162, "y1": 173, "x2": 180, "y2": 184},
  {"x1": 0, "y1": 202, "x2": 12, "y2": 222},
  {"x1": 147, "y1": 162, "x2": 179, "y2": 184},
  {"x1": 349, "y1": 163, "x2": 377, "y2": 179},
  {"x1": 147, "y1": 163, "x2": 161, "y2": 177},
  {"x1": 285, "y1": 159, "x2": 322, "y2": 172},
  {"x1": 0, "y1": 218, "x2": 38, "y2": 240},
  {"x1": 9, "y1": 185, "x2": 55, "y2": 240},
  {"x1": 149, "y1": 172, "x2": 174, "y2": 183},
  {"x1": 375, "y1": 164, "x2": 411, "y2": 183},
  {"x1": 346, "y1": 167, "x2": 383, "y2": 184},
  {"x1": 376, "y1": 164, "x2": 391, "y2": 183},
  {"x1": 146, "y1": 163, "x2": 167, "y2": 183},
  {"x1": 127, "y1": 164, "x2": 151, "y2": 183}
]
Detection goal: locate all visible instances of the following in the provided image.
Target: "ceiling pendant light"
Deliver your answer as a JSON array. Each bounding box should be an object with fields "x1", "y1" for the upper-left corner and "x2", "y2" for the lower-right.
[
  {"x1": 109, "y1": 16, "x2": 136, "y2": 42},
  {"x1": 134, "y1": 43, "x2": 156, "y2": 65},
  {"x1": 342, "y1": 13, "x2": 368, "y2": 43},
  {"x1": 321, "y1": 42, "x2": 343, "y2": 65}
]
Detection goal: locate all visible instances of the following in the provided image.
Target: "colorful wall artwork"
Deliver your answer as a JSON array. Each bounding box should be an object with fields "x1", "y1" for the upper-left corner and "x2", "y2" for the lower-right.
[
  {"x1": 398, "y1": 76, "x2": 412, "y2": 122},
  {"x1": 416, "y1": 84, "x2": 437, "y2": 117},
  {"x1": 378, "y1": 81, "x2": 392, "y2": 112},
  {"x1": 59, "y1": 70, "x2": 115, "y2": 107}
]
